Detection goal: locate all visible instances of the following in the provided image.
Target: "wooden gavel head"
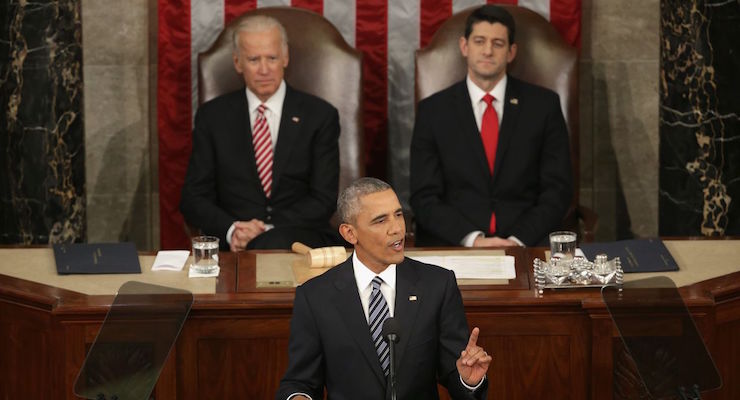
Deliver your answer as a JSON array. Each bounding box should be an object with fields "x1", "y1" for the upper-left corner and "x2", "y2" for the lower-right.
[{"x1": 291, "y1": 242, "x2": 348, "y2": 268}]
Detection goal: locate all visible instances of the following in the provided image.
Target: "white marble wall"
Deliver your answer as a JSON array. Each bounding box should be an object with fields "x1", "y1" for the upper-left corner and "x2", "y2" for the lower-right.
[
  {"x1": 81, "y1": 0, "x2": 660, "y2": 249},
  {"x1": 83, "y1": 0, "x2": 158, "y2": 249}
]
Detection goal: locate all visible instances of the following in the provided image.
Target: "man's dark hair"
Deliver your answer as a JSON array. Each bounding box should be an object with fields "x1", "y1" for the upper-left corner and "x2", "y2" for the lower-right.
[
  {"x1": 337, "y1": 177, "x2": 393, "y2": 224},
  {"x1": 464, "y1": 5, "x2": 516, "y2": 44}
]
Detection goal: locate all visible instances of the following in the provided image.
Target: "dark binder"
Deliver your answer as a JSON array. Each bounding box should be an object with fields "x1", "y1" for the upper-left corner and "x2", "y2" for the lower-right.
[
  {"x1": 581, "y1": 238, "x2": 679, "y2": 273},
  {"x1": 53, "y1": 242, "x2": 142, "y2": 275}
]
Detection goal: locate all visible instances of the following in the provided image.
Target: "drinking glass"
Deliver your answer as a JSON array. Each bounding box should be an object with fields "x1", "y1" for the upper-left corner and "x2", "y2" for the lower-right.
[
  {"x1": 549, "y1": 231, "x2": 577, "y2": 261},
  {"x1": 192, "y1": 236, "x2": 219, "y2": 274}
]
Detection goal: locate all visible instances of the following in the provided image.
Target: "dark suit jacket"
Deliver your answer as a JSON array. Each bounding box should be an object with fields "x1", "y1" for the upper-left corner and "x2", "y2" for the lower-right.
[
  {"x1": 276, "y1": 257, "x2": 488, "y2": 400},
  {"x1": 410, "y1": 77, "x2": 573, "y2": 246},
  {"x1": 180, "y1": 85, "x2": 340, "y2": 247}
]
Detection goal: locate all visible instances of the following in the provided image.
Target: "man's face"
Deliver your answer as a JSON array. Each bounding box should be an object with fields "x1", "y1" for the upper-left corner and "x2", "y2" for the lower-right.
[
  {"x1": 459, "y1": 21, "x2": 517, "y2": 89},
  {"x1": 233, "y1": 26, "x2": 288, "y2": 102},
  {"x1": 340, "y1": 189, "x2": 406, "y2": 273}
]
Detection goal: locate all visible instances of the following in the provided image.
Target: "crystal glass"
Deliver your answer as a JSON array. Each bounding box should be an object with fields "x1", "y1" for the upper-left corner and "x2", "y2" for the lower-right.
[
  {"x1": 549, "y1": 231, "x2": 577, "y2": 260},
  {"x1": 192, "y1": 236, "x2": 219, "y2": 274}
]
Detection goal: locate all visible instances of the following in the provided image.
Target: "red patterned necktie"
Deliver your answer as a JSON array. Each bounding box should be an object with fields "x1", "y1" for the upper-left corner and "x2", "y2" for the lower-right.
[
  {"x1": 252, "y1": 104, "x2": 273, "y2": 198},
  {"x1": 481, "y1": 94, "x2": 499, "y2": 174}
]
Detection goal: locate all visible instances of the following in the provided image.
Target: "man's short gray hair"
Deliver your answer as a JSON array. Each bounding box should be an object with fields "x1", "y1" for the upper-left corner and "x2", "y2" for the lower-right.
[
  {"x1": 232, "y1": 15, "x2": 289, "y2": 55},
  {"x1": 337, "y1": 178, "x2": 393, "y2": 224}
]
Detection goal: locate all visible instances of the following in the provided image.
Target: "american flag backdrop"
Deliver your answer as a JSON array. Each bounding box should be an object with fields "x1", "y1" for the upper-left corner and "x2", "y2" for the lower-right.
[{"x1": 158, "y1": 0, "x2": 581, "y2": 249}]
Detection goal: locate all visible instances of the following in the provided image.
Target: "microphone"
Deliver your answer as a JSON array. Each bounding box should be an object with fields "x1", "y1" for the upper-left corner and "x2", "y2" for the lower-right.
[{"x1": 382, "y1": 318, "x2": 400, "y2": 400}]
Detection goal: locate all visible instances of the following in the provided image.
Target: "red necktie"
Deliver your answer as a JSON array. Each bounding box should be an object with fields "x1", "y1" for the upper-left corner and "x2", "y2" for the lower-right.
[
  {"x1": 252, "y1": 104, "x2": 273, "y2": 198},
  {"x1": 481, "y1": 94, "x2": 499, "y2": 174}
]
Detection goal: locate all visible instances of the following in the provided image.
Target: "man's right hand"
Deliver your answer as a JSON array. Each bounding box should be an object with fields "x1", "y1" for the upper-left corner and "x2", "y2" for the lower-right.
[{"x1": 229, "y1": 219, "x2": 266, "y2": 251}]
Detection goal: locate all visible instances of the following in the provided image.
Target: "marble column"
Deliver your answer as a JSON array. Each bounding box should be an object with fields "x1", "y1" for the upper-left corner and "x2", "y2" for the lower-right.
[
  {"x1": 0, "y1": 1, "x2": 85, "y2": 244},
  {"x1": 659, "y1": 0, "x2": 740, "y2": 236}
]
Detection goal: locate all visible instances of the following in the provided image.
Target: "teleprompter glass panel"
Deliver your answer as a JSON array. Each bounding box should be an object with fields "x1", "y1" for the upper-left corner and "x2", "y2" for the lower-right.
[
  {"x1": 74, "y1": 281, "x2": 193, "y2": 400},
  {"x1": 602, "y1": 277, "x2": 721, "y2": 399}
]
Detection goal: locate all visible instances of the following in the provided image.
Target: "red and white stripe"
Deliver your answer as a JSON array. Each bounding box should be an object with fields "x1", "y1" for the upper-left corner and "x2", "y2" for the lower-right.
[
  {"x1": 158, "y1": 0, "x2": 581, "y2": 248},
  {"x1": 253, "y1": 104, "x2": 274, "y2": 198}
]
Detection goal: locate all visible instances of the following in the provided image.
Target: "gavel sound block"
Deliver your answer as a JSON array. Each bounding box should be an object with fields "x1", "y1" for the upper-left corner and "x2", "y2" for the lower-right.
[{"x1": 291, "y1": 242, "x2": 348, "y2": 268}]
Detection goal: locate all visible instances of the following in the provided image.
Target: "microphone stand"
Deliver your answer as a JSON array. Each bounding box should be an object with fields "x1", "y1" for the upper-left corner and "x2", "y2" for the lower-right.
[{"x1": 388, "y1": 332, "x2": 398, "y2": 400}]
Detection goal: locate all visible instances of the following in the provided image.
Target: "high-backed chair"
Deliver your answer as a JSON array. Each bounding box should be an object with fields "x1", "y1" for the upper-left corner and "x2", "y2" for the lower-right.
[
  {"x1": 415, "y1": 5, "x2": 597, "y2": 242},
  {"x1": 195, "y1": 6, "x2": 363, "y2": 230}
]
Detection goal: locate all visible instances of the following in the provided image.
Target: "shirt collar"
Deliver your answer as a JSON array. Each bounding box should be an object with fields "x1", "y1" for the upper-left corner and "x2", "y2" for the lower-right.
[
  {"x1": 352, "y1": 252, "x2": 397, "y2": 292},
  {"x1": 245, "y1": 80, "x2": 287, "y2": 115},
  {"x1": 466, "y1": 74, "x2": 507, "y2": 104}
]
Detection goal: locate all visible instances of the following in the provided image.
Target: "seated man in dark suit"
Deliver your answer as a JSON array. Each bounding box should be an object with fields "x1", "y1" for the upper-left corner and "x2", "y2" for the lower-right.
[
  {"x1": 276, "y1": 177, "x2": 491, "y2": 400},
  {"x1": 181, "y1": 15, "x2": 341, "y2": 251},
  {"x1": 410, "y1": 5, "x2": 573, "y2": 247}
]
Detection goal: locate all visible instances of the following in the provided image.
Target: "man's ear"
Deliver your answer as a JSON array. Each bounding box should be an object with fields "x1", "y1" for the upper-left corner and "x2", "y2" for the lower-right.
[
  {"x1": 339, "y1": 223, "x2": 357, "y2": 245},
  {"x1": 459, "y1": 36, "x2": 468, "y2": 57},
  {"x1": 507, "y1": 43, "x2": 517, "y2": 64},
  {"x1": 233, "y1": 52, "x2": 242, "y2": 73}
]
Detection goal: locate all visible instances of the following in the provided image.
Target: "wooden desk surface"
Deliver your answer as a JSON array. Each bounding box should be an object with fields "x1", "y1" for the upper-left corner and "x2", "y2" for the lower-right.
[{"x1": 0, "y1": 240, "x2": 737, "y2": 310}]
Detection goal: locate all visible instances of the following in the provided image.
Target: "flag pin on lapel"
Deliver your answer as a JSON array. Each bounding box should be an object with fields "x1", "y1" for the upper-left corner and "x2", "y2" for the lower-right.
[
  {"x1": 510, "y1": 98, "x2": 519, "y2": 105},
  {"x1": 409, "y1": 295, "x2": 417, "y2": 301},
  {"x1": 292, "y1": 116, "x2": 300, "y2": 123}
]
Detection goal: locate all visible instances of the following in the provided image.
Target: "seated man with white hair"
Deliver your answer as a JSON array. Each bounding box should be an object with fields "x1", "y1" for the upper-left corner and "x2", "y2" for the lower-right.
[{"x1": 181, "y1": 15, "x2": 343, "y2": 251}]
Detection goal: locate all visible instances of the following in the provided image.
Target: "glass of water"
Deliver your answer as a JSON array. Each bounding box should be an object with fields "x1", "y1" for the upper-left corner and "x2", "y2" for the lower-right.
[
  {"x1": 192, "y1": 236, "x2": 219, "y2": 274},
  {"x1": 549, "y1": 231, "x2": 577, "y2": 261}
]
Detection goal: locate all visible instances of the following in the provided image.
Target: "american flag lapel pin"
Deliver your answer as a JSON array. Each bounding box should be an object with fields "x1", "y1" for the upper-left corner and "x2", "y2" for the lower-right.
[
  {"x1": 409, "y1": 295, "x2": 417, "y2": 301},
  {"x1": 292, "y1": 116, "x2": 300, "y2": 123},
  {"x1": 510, "y1": 98, "x2": 519, "y2": 105}
]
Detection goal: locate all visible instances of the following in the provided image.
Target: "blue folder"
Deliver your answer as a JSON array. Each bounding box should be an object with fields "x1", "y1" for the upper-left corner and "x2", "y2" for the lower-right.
[
  {"x1": 53, "y1": 242, "x2": 142, "y2": 274},
  {"x1": 581, "y1": 238, "x2": 678, "y2": 273}
]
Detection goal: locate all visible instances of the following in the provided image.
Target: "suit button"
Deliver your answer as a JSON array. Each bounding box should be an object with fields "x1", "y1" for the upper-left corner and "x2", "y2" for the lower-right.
[
  {"x1": 266, "y1": 215, "x2": 272, "y2": 221},
  {"x1": 266, "y1": 206, "x2": 273, "y2": 213}
]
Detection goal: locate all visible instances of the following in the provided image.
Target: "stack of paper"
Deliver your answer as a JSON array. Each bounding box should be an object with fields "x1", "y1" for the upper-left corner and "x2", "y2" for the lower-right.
[{"x1": 409, "y1": 255, "x2": 516, "y2": 280}]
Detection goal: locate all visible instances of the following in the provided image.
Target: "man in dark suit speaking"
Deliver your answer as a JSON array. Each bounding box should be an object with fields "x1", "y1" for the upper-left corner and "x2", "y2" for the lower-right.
[
  {"x1": 410, "y1": 5, "x2": 573, "y2": 247},
  {"x1": 181, "y1": 15, "x2": 341, "y2": 251},
  {"x1": 276, "y1": 178, "x2": 491, "y2": 400}
]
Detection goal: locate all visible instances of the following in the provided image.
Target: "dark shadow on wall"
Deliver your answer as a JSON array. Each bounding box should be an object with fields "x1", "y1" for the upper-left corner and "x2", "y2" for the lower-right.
[
  {"x1": 592, "y1": 65, "x2": 634, "y2": 241},
  {"x1": 88, "y1": 115, "x2": 154, "y2": 251}
]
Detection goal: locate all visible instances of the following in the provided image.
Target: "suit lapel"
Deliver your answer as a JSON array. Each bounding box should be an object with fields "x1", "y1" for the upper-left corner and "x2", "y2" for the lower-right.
[
  {"x1": 452, "y1": 82, "x2": 492, "y2": 177},
  {"x1": 332, "y1": 259, "x2": 388, "y2": 387},
  {"x1": 393, "y1": 258, "x2": 422, "y2": 371},
  {"x1": 271, "y1": 86, "x2": 302, "y2": 196},
  {"x1": 492, "y1": 76, "x2": 521, "y2": 183}
]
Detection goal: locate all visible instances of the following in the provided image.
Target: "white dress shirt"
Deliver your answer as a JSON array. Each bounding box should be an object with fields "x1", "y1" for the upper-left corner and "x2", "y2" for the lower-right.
[
  {"x1": 467, "y1": 74, "x2": 506, "y2": 132},
  {"x1": 245, "y1": 80, "x2": 286, "y2": 149},
  {"x1": 353, "y1": 252, "x2": 397, "y2": 321},
  {"x1": 461, "y1": 75, "x2": 523, "y2": 247},
  {"x1": 226, "y1": 81, "x2": 287, "y2": 244}
]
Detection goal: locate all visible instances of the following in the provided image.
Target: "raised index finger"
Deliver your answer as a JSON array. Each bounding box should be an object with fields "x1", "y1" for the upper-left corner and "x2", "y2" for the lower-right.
[{"x1": 467, "y1": 327, "x2": 480, "y2": 348}]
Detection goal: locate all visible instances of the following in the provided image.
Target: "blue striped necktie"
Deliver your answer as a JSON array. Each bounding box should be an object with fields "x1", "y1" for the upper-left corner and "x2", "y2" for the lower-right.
[{"x1": 369, "y1": 276, "x2": 391, "y2": 376}]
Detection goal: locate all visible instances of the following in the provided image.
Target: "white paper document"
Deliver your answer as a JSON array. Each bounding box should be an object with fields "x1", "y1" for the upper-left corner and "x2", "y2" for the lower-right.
[
  {"x1": 409, "y1": 255, "x2": 516, "y2": 280},
  {"x1": 151, "y1": 250, "x2": 190, "y2": 271}
]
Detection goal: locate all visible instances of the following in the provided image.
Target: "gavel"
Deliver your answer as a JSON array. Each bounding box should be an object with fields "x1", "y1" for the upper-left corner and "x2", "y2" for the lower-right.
[{"x1": 291, "y1": 242, "x2": 348, "y2": 268}]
